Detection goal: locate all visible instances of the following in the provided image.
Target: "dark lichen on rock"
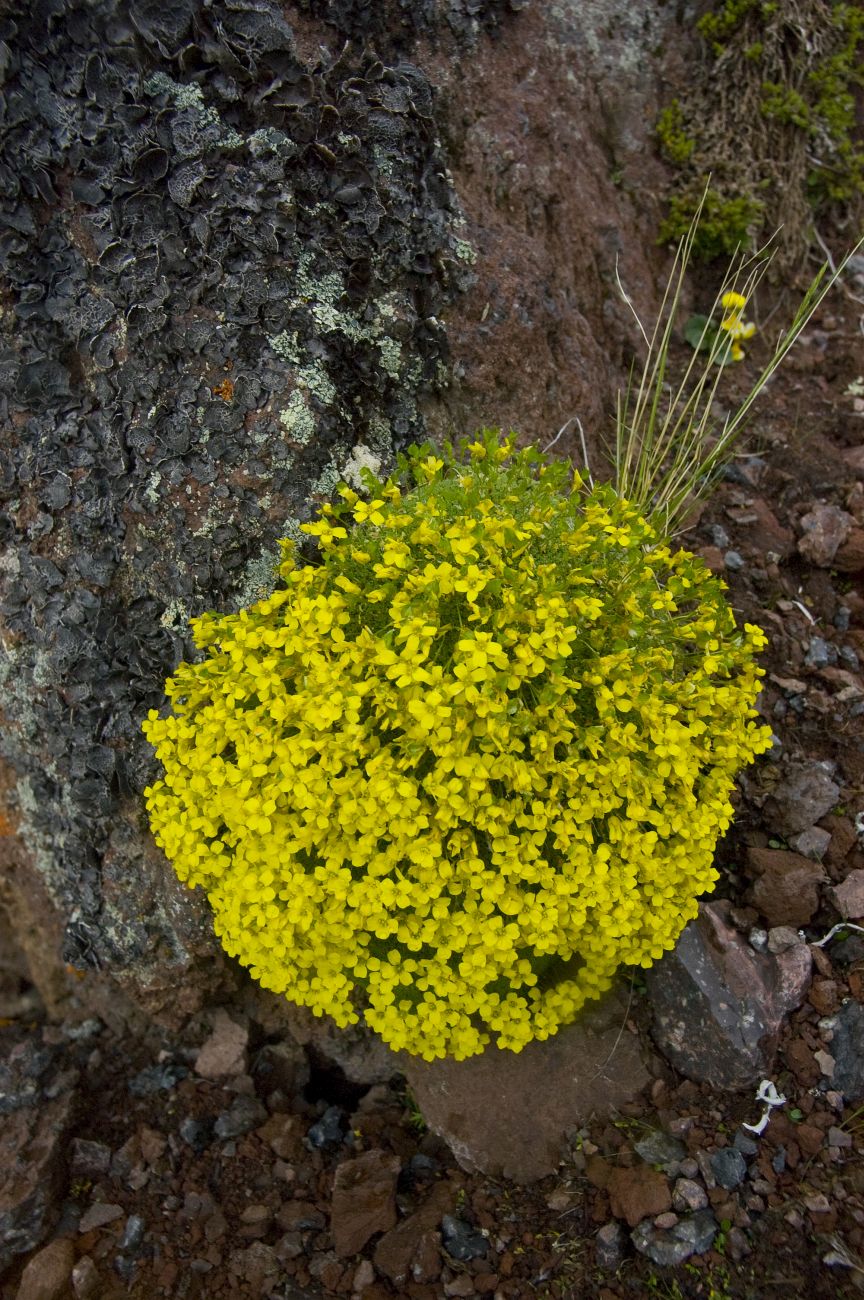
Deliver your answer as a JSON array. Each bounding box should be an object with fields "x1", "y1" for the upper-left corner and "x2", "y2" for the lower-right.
[{"x1": 0, "y1": 0, "x2": 479, "y2": 988}]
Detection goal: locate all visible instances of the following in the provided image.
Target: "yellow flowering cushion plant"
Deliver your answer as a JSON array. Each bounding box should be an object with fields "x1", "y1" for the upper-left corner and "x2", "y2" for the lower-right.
[{"x1": 143, "y1": 431, "x2": 772, "y2": 1061}]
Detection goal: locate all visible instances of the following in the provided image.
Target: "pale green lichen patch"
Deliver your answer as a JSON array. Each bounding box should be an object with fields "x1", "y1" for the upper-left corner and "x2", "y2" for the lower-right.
[
  {"x1": 279, "y1": 390, "x2": 316, "y2": 445},
  {"x1": 342, "y1": 443, "x2": 384, "y2": 491},
  {"x1": 268, "y1": 330, "x2": 301, "y2": 366},
  {"x1": 378, "y1": 336, "x2": 402, "y2": 378},
  {"x1": 142, "y1": 72, "x2": 242, "y2": 148},
  {"x1": 454, "y1": 238, "x2": 477, "y2": 265}
]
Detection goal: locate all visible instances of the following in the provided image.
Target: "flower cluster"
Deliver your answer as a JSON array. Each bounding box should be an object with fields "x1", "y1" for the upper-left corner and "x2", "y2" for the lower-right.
[
  {"x1": 719, "y1": 290, "x2": 756, "y2": 362},
  {"x1": 143, "y1": 432, "x2": 772, "y2": 1060}
]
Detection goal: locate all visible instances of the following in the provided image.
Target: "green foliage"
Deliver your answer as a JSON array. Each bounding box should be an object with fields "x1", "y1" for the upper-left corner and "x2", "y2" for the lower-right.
[
  {"x1": 143, "y1": 431, "x2": 772, "y2": 1061},
  {"x1": 656, "y1": 100, "x2": 696, "y2": 165},
  {"x1": 658, "y1": 0, "x2": 864, "y2": 261},
  {"x1": 658, "y1": 187, "x2": 765, "y2": 260}
]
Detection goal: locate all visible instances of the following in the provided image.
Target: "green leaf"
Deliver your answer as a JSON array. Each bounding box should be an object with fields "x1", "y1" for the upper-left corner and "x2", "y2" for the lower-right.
[{"x1": 684, "y1": 314, "x2": 715, "y2": 351}]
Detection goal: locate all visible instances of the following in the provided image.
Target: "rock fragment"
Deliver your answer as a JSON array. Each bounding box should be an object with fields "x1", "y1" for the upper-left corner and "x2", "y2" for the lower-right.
[
  {"x1": 631, "y1": 1209, "x2": 717, "y2": 1266},
  {"x1": 403, "y1": 984, "x2": 651, "y2": 1182},
  {"x1": 646, "y1": 900, "x2": 812, "y2": 1088},
  {"x1": 194, "y1": 1009, "x2": 249, "y2": 1079},
  {"x1": 331, "y1": 1149, "x2": 400, "y2": 1257},
  {"x1": 830, "y1": 870, "x2": 864, "y2": 919},
  {"x1": 797, "y1": 504, "x2": 853, "y2": 566},
  {"x1": 829, "y1": 1001, "x2": 864, "y2": 1103},
  {"x1": 14, "y1": 1238, "x2": 75, "y2": 1300},
  {"x1": 607, "y1": 1165, "x2": 671, "y2": 1228},
  {"x1": 747, "y1": 848, "x2": 825, "y2": 926},
  {"x1": 595, "y1": 1221, "x2": 625, "y2": 1269},
  {"x1": 763, "y1": 763, "x2": 840, "y2": 838}
]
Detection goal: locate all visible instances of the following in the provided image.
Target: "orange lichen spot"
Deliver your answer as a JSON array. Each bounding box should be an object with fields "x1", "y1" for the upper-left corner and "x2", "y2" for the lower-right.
[{"x1": 212, "y1": 378, "x2": 234, "y2": 402}]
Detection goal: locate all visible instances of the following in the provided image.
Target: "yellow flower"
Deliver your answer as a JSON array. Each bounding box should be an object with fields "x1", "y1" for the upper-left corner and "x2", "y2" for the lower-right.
[{"x1": 142, "y1": 432, "x2": 771, "y2": 1063}]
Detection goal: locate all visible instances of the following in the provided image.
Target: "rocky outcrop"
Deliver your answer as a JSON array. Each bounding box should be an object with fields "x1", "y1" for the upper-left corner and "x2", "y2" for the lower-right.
[{"x1": 0, "y1": 0, "x2": 683, "y2": 1028}]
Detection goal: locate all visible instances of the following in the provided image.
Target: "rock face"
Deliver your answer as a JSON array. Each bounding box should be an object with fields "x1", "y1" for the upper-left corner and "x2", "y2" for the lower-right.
[
  {"x1": 0, "y1": 0, "x2": 684, "y2": 1029},
  {"x1": 403, "y1": 985, "x2": 652, "y2": 1183},
  {"x1": 646, "y1": 901, "x2": 812, "y2": 1090}
]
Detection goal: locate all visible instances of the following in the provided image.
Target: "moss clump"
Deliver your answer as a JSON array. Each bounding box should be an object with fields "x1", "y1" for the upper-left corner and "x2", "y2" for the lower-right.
[
  {"x1": 659, "y1": 187, "x2": 766, "y2": 260},
  {"x1": 657, "y1": 0, "x2": 864, "y2": 266},
  {"x1": 142, "y1": 432, "x2": 771, "y2": 1061}
]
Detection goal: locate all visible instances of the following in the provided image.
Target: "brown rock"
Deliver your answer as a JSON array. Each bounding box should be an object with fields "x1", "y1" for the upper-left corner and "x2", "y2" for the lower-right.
[
  {"x1": 823, "y1": 815, "x2": 859, "y2": 870},
  {"x1": 797, "y1": 505, "x2": 853, "y2": 566},
  {"x1": 606, "y1": 1165, "x2": 671, "y2": 1228},
  {"x1": 646, "y1": 900, "x2": 812, "y2": 1089},
  {"x1": 834, "y1": 528, "x2": 864, "y2": 573},
  {"x1": 331, "y1": 1149, "x2": 401, "y2": 1257},
  {"x1": 373, "y1": 1181, "x2": 458, "y2": 1286},
  {"x1": 194, "y1": 1009, "x2": 248, "y2": 1079},
  {"x1": 0, "y1": 1090, "x2": 76, "y2": 1274},
  {"x1": 255, "y1": 1114, "x2": 299, "y2": 1161},
  {"x1": 77, "y1": 1203, "x2": 123, "y2": 1234},
  {"x1": 70, "y1": 1257, "x2": 99, "y2": 1300},
  {"x1": 830, "y1": 870, "x2": 864, "y2": 919},
  {"x1": 403, "y1": 986, "x2": 651, "y2": 1183},
  {"x1": 762, "y1": 763, "x2": 840, "y2": 839},
  {"x1": 747, "y1": 848, "x2": 825, "y2": 926},
  {"x1": 15, "y1": 1238, "x2": 75, "y2": 1300}
]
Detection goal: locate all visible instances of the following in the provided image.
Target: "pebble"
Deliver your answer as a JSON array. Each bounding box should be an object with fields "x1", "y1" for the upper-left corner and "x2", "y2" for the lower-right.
[
  {"x1": 128, "y1": 1062, "x2": 188, "y2": 1097},
  {"x1": 673, "y1": 1178, "x2": 708, "y2": 1213},
  {"x1": 441, "y1": 1215, "x2": 489, "y2": 1262},
  {"x1": 307, "y1": 1106, "x2": 346, "y2": 1149},
  {"x1": 595, "y1": 1221, "x2": 625, "y2": 1269},
  {"x1": 724, "y1": 550, "x2": 745, "y2": 571},
  {"x1": 726, "y1": 1226, "x2": 751, "y2": 1261},
  {"x1": 179, "y1": 1117, "x2": 214, "y2": 1153},
  {"x1": 732, "y1": 1131, "x2": 759, "y2": 1157},
  {"x1": 829, "y1": 1127, "x2": 852, "y2": 1149},
  {"x1": 804, "y1": 636, "x2": 835, "y2": 669},
  {"x1": 634, "y1": 1130, "x2": 686, "y2": 1169},
  {"x1": 214, "y1": 1095, "x2": 267, "y2": 1139},
  {"x1": 679, "y1": 1158, "x2": 700, "y2": 1180},
  {"x1": 70, "y1": 1256, "x2": 99, "y2": 1299},
  {"x1": 631, "y1": 1209, "x2": 717, "y2": 1266},
  {"x1": 78, "y1": 1202, "x2": 124, "y2": 1234},
  {"x1": 119, "y1": 1215, "x2": 145, "y2": 1252}
]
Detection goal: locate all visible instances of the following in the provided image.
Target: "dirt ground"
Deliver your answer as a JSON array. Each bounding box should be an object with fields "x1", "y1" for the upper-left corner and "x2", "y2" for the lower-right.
[{"x1": 2, "y1": 266, "x2": 864, "y2": 1300}]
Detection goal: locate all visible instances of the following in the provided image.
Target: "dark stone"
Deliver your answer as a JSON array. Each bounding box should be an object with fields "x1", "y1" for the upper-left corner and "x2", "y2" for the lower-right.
[
  {"x1": 830, "y1": 1001, "x2": 864, "y2": 1103},
  {"x1": 307, "y1": 1105, "x2": 346, "y2": 1150},
  {"x1": 762, "y1": 763, "x2": 841, "y2": 838},
  {"x1": 213, "y1": 1095, "x2": 267, "y2": 1139},
  {"x1": 646, "y1": 901, "x2": 812, "y2": 1089},
  {"x1": 128, "y1": 1061, "x2": 188, "y2": 1096},
  {"x1": 631, "y1": 1210, "x2": 717, "y2": 1267},
  {"x1": 440, "y1": 1214, "x2": 489, "y2": 1261},
  {"x1": 179, "y1": 1117, "x2": 214, "y2": 1153},
  {"x1": 595, "y1": 1221, "x2": 625, "y2": 1269},
  {"x1": 709, "y1": 1148, "x2": 747, "y2": 1190},
  {"x1": 633, "y1": 1130, "x2": 686, "y2": 1170}
]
